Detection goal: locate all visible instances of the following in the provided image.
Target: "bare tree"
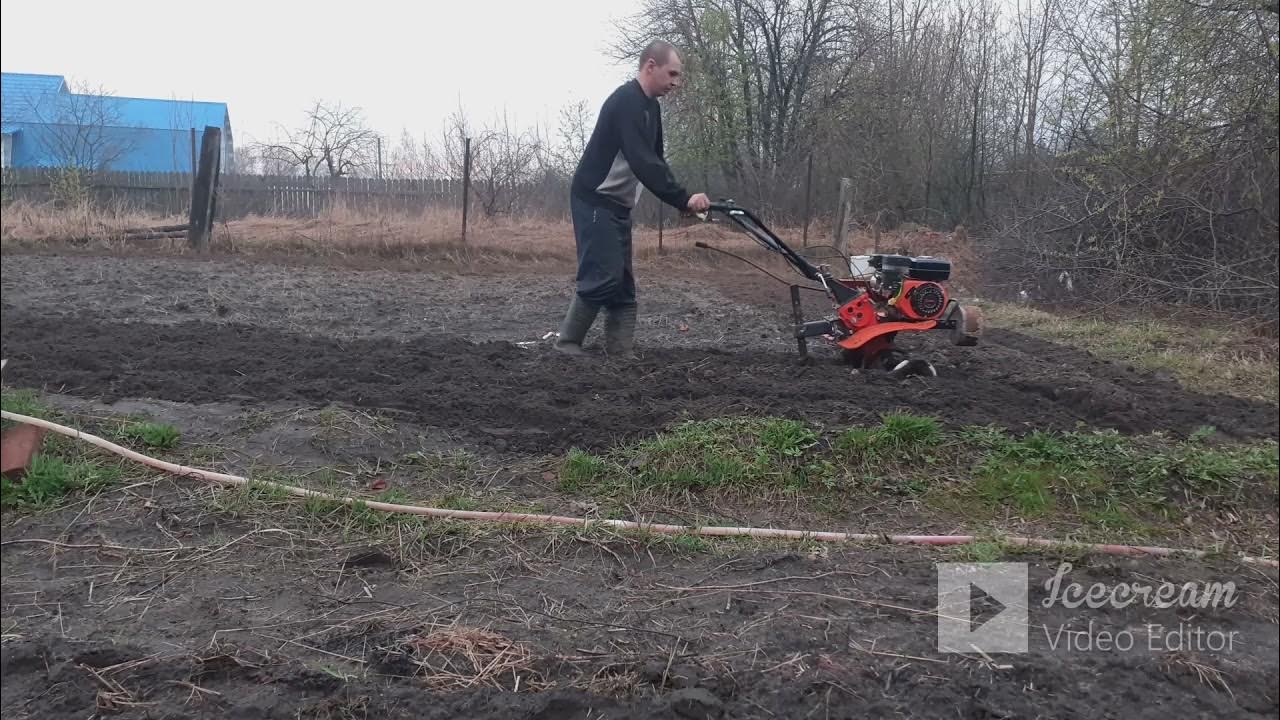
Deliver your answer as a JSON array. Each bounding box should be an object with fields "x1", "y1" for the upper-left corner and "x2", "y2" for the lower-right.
[
  {"x1": 460, "y1": 110, "x2": 545, "y2": 217},
  {"x1": 234, "y1": 141, "x2": 298, "y2": 175},
  {"x1": 613, "y1": 0, "x2": 877, "y2": 205},
  {"x1": 596, "y1": 0, "x2": 1276, "y2": 315},
  {"x1": 260, "y1": 101, "x2": 379, "y2": 178},
  {"x1": 16, "y1": 80, "x2": 135, "y2": 171},
  {"x1": 537, "y1": 98, "x2": 593, "y2": 178}
]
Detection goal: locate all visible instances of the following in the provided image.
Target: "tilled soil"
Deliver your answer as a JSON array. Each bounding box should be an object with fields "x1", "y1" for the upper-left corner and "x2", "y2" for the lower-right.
[
  {"x1": 3, "y1": 310, "x2": 1277, "y2": 455},
  {"x1": 2, "y1": 251, "x2": 1278, "y2": 719},
  {"x1": 1, "y1": 255, "x2": 1275, "y2": 454},
  {"x1": 2, "y1": 480, "x2": 1277, "y2": 720}
]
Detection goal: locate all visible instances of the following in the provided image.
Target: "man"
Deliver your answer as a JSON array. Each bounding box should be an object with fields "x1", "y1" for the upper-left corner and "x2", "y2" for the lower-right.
[{"x1": 554, "y1": 39, "x2": 711, "y2": 359}]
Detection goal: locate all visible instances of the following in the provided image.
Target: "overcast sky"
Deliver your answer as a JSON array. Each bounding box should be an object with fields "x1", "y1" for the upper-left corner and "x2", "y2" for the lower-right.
[{"x1": 2, "y1": 0, "x2": 645, "y2": 147}]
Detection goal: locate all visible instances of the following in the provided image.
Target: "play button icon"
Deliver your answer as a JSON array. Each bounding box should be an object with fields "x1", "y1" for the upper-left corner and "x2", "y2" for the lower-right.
[
  {"x1": 937, "y1": 563, "x2": 1029, "y2": 654},
  {"x1": 969, "y1": 582, "x2": 1009, "y2": 631}
]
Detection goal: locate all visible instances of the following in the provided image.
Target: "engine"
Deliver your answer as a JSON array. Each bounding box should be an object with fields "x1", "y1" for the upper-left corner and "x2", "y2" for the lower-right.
[{"x1": 857, "y1": 254, "x2": 953, "y2": 320}]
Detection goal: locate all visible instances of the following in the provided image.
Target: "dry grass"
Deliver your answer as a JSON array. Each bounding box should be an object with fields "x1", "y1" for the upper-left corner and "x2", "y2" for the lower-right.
[
  {"x1": 401, "y1": 624, "x2": 544, "y2": 691},
  {"x1": 0, "y1": 199, "x2": 187, "y2": 244},
  {"x1": 986, "y1": 303, "x2": 1280, "y2": 403},
  {"x1": 0, "y1": 199, "x2": 977, "y2": 277}
]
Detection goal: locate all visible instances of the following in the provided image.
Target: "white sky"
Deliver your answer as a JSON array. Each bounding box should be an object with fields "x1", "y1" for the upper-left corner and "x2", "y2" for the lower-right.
[{"x1": 2, "y1": 0, "x2": 644, "y2": 147}]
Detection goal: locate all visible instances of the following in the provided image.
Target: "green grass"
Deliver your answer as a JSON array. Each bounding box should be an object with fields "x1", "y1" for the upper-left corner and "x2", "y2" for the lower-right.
[
  {"x1": 562, "y1": 417, "x2": 829, "y2": 495},
  {"x1": 1, "y1": 453, "x2": 123, "y2": 510},
  {"x1": 1, "y1": 389, "x2": 129, "y2": 510},
  {"x1": 1, "y1": 388, "x2": 46, "y2": 422},
  {"x1": 556, "y1": 412, "x2": 1279, "y2": 536},
  {"x1": 986, "y1": 303, "x2": 1279, "y2": 404},
  {"x1": 116, "y1": 421, "x2": 181, "y2": 449}
]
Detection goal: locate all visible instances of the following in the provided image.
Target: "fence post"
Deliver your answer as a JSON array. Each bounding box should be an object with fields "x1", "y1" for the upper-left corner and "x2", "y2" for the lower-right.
[
  {"x1": 461, "y1": 136, "x2": 472, "y2": 242},
  {"x1": 187, "y1": 126, "x2": 222, "y2": 252},
  {"x1": 833, "y1": 177, "x2": 853, "y2": 257},
  {"x1": 189, "y1": 128, "x2": 196, "y2": 193},
  {"x1": 802, "y1": 152, "x2": 813, "y2": 247},
  {"x1": 658, "y1": 202, "x2": 664, "y2": 255}
]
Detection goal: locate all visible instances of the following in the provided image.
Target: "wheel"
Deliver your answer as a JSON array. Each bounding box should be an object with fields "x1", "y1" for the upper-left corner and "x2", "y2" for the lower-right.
[{"x1": 951, "y1": 304, "x2": 982, "y2": 346}]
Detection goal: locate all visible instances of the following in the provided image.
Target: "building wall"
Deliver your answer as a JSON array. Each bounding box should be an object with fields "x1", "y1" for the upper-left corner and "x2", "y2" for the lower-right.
[{"x1": 10, "y1": 123, "x2": 232, "y2": 173}]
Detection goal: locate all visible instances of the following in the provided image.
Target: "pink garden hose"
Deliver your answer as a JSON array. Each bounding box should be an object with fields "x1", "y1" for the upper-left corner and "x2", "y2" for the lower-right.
[{"x1": 3, "y1": 410, "x2": 1277, "y2": 568}]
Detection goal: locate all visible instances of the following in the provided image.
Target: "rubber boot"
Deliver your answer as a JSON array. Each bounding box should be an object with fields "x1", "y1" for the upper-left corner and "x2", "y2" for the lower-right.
[
  {"x1": 604, "y1": 304, "x2": 638, "y2": 360},
  {"x1": 555, "y1": 294, "x2": 600, "y2": 357}
]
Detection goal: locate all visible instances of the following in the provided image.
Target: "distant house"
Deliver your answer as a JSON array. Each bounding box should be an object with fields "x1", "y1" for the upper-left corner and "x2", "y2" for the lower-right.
[{"x1": 1, "y1": 72, "x2": 233, "y2": 173}]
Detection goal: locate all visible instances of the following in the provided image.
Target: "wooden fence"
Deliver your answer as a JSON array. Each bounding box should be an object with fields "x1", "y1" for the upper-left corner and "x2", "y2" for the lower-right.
[
  {"x1": 1, "y1": 168, "x2": 721, "y2": 229},
  {"x1": 0, "y1": 169, "x2": 469, "y2": 219}
]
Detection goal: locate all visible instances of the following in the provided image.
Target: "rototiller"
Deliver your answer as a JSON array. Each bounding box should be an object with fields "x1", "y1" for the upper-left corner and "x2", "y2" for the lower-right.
[{"x1": 697, "y1": 200, "x2": 981, "y2": 377}]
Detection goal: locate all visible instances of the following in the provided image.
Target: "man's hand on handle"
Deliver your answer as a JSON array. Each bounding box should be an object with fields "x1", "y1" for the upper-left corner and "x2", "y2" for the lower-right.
[{"x1": 686, "y1": 193, "x2": 711, "y2": 213}]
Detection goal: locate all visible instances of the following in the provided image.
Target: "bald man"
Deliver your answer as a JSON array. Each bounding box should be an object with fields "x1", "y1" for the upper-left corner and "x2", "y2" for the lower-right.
[{"x1": 554, "y1": 39, "x2": 711, "y2": 359}]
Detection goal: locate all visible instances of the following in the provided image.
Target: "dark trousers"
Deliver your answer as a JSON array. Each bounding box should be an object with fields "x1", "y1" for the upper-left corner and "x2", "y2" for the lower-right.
[{"x1": 571, "y1": 194, "x2": 635, "y2": 309}]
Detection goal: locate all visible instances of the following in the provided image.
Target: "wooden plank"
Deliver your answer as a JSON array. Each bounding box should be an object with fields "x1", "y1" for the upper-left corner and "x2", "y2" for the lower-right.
[{"x1": 187, "y1": 126, "x2": 221, "y2": 252}]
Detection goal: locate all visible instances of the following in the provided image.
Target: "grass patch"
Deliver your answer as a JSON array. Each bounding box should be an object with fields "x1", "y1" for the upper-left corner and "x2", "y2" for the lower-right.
[
  {"x1": 1, "y1": 389, "x2": 46, "y2": 422},
  {"x1": 117, "y1": 421, "x2": 181, "y2": 449},
  {"x1": 557, "y1": 412, "x2": 1279, "y2": 537},
  {"x1": 1, "y1": 454, "x2": 123, "y2": 510},
  {"x1": 1, "y1": 391, "x2": 135, "y2": 510},
  {"x1": 559, "y1": 449, "x2": 610, "y2": 491},
  {"x1": 986, "y1": 303, "x2": 1279, "y2": 403},
  {"x1": 947, "y1": 539, "x2": 1007, "y2": 563},
  {"x1": 621, "y1": 417, "x2": 826, "y2": 491}
]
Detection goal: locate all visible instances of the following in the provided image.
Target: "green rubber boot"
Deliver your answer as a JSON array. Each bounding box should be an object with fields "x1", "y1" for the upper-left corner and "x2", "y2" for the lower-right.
[
  {"x1": 555, "y1": 294, "x2": 600, "y2": 357},
  {"x1": 604, "y1": 304, "x2": 638, "y2": 359}
]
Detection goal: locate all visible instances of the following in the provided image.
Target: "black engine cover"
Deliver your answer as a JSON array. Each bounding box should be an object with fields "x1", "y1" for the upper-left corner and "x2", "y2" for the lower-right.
[
  {"x1": 908, "y1": 257, "x2": 950, "y2": 281},
  {"x1": 871, "y1": 254, "x2": 951, "y2": 281}
]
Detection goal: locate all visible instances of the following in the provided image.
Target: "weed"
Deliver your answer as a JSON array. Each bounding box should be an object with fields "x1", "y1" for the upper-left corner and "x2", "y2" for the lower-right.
[
  {"x1": 949, "y1": 539, "x2": 1007, "y2": 563},
  {"x1": 835, "y1": 412, "x2": 941, "y2": 462},
  {"x1": 406, "y1": 448, "x2": 480, "y2": 482},
  {"x1": 975, "y1": 460, "x2": 1055, "y2": 517},
  {"x1": 559, "y1": 449, "x2": 610, "y2": 491},
  {"x1": 436, "y1": 494, "x2": 480, "y2": 511},
  {"x1": 553, "y1": 411, "x2": 1278, "y2": 539},
  {"x1": 118, "y1": 421, "x2": 181, "y2": 449},
  {"x1": 303, "y1": 493, "x2": 345, "y2": 516},
  {"x1": 1, "y1": 454, "x2": 122, "y2": 510},
  {"x1": 625, "y1": 418, "x2": 826, "y2": 490},
  {"x1": 670, "y1": 533, "x2": 713, "y2": 554},
  {"x1": 0, "y1": 389, "x2": 46, "y2": 420},
  {"x1": 213, "y1": 478, "x2": 292, "y2": 516}
]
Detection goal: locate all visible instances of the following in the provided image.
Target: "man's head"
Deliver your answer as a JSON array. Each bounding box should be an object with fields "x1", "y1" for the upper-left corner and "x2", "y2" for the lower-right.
[{"x1": 636, "y1": 39, "x2": 683, "y2": 98}]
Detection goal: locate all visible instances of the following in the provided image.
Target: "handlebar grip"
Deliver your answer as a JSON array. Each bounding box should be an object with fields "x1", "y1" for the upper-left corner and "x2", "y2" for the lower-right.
[{"x1": 694, "y1": 241, "x2": 710, "y2": 249}]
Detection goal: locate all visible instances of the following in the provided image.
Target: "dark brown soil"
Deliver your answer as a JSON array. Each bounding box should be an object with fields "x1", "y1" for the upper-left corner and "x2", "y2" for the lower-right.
[
  {"x1": 3, "y1": 307, "x2": 1275, "y2": 455},
  {"x1": 2, "y1": 252, "x2": 1278, "y2": 719},
  {"x1": 2, "y1": 476, "x2": 1277, "y2": 720}
]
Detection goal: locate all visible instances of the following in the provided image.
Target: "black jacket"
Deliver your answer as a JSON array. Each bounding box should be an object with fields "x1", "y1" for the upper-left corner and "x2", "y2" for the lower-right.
[{"x1": 571, "y1": 79, "x2": 691, "y2": 214}]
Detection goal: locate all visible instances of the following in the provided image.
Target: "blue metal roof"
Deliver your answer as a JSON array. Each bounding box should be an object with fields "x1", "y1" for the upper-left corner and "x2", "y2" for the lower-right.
[
  {"x1": 104, "y1": 95, "x2": 228, "y2": 131},
  {"x1": 1, "y1": 73, "x2": 67, "y2": 124},
  {"x1": 1, "y1": 72, "x2": 67, "y2": 96},
  {"x1": 1, "y1": 72, "x2": 229, "y2": 131}
]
